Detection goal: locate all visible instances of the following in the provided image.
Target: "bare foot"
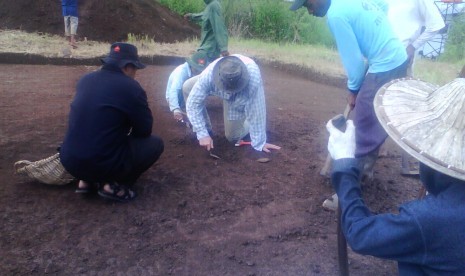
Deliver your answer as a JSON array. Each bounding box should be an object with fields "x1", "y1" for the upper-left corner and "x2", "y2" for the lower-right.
[{"x1": 78, "y1": 180, "x2": 90, "y2": 189}]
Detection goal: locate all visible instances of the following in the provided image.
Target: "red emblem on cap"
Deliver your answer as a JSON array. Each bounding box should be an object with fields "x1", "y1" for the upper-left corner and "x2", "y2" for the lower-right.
[
  {"x1": 114, "y1": 45, "x2": 121, "y2": 53},
  {"x1": 198, "y1": 58, "x2": 205, "y2": 65}
]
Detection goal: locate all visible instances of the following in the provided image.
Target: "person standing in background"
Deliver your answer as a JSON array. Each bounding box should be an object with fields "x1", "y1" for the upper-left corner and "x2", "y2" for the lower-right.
[
  {"x1": 387, "y1": 0, "x2": 445, "y2": 175},
  {"x1": 62, "y1": 0, "x2": 79, "y2": 48},
  {"x1": 290, "y1": 0, "x2": 408, "y2": 211},
  {"x1": 387, "y1": 0, "x2": 445, "y2": 76},
  {"x1": 184, "y1": 0, "x2": 230, "y2": 64},
  {"x1": 290, "y1": 0, "x2": 408, "y2": 179}
]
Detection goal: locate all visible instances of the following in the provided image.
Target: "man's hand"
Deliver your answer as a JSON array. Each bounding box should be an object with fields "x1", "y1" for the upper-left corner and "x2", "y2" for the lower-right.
[
  {"x1": 326, "y1": 119, "x2": 355, "y2": 160},
  {"x1": 406, "y1": 45, "x2": 415, "y2": 67},
  {"x1": 183, "y1": 13, "x2": 191, "y2": 20},
  {"x1": 199, "y1": 136, "x2": 214, "y2": 151},
  {"x1": 347, "y1": 93, "x2": 357, "y2": 110},
  {"x1": 262, "y1": 143, "x2": 281, "y2": 153},
  {"x1": 173, "y1": 110, "x2": 184, "y2": 122}
]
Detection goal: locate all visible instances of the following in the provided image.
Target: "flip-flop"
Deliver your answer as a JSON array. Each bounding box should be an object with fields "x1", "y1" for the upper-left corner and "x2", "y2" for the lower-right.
[{"x1": 75, "y1": 186, "x2": 92, "y2": 194}]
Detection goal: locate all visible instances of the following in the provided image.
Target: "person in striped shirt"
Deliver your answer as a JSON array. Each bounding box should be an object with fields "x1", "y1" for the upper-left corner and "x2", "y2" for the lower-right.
[{"x1": 186, "y1": 54, "x2": 281, "y2": 153}]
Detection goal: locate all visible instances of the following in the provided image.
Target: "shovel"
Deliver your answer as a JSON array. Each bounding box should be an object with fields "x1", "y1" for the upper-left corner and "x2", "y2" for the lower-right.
[
  {"x1": 208, "y1": 151, "x2": 221, "y2": 159},
  {"x1": 235, "y1": 140, "x2": 251, "y2": 147}
]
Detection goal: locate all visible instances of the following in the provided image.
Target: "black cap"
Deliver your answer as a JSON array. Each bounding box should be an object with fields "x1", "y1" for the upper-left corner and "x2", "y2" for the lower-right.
[{"x1": 101, "y1": 42, "x2": 146, "y2": 69}]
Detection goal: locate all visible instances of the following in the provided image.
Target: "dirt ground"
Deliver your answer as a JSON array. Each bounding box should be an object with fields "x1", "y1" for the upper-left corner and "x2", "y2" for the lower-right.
[
  {"x1": 0, "y1": 60, "x2": 423, "y2": 275},
  {"x1": 0, "y1": 0, "x2": 199, "y2": 43}
]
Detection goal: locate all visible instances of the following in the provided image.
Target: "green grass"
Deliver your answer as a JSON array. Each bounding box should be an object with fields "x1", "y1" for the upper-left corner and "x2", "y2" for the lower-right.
[
  {"x1": 414, "y1": 58, "x2": 464, "y2": 84},
  {"x1": 229, "y1": 38, "x2": 464, "y2": 85}
]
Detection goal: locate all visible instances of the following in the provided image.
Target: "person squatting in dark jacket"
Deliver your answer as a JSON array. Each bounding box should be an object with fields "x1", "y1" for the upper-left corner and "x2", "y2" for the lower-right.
[
  {"x1": 326, "y1": 76, "x2": 465, "y2": 274},
  {"x1": 60, "y1": 42, "x2": 164, "y2": 202}
]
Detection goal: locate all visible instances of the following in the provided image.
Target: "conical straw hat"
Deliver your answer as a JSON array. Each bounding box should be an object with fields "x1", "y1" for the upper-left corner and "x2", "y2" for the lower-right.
[{"x1": 374, "y1": 77, "x2": 465, "y2": 181}]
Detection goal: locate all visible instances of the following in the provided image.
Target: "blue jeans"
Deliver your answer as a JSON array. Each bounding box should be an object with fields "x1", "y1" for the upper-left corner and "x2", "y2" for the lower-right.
[{"x1": 354, "y1": 60, "x2": 408, "y2": 158}]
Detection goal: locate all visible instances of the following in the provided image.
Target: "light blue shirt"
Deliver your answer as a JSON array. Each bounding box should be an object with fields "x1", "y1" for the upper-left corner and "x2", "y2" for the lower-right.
[
  {"x1": 165, "y1": 62, "x2": 193, "y2": 112},
  {"x1": 327, "y1": 0, "x2": 407, "y2": 92},
  {"x1": 186, "y1": 54, "x2": 267, "y2": 151}
]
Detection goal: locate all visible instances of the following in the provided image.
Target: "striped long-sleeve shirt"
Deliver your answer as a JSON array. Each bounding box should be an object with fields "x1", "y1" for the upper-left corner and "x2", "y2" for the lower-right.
[{"x1": 186, "y1": 54, "x2": 267, "y2": 151}]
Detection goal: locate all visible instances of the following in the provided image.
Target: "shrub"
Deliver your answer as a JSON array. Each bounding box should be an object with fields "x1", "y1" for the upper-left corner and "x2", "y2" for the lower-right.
[
  {"x1": 156, "y1": 0, "x2": 334, "y2": 47},
  {"x1": 158, "y1": 0, "x2": 204, "y2": 14},
  {"x1": 442, "y1": 14, "x2": 465, "y2": 61}
]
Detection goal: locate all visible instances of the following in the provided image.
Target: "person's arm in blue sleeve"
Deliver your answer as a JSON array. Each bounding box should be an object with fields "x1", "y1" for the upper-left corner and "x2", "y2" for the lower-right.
[
  {"x1": 327, "y1": 16, "x2": 367, "y2": 93},
  {"x1": 165, "y1": 67, "x2": 185, "y2": 113},
  {"x1": 328, "y1": 120, "x2": 426, "y2": 263}
]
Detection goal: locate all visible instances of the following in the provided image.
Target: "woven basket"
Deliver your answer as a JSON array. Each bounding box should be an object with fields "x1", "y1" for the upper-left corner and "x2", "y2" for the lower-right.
[{"x1": 14, "y1": 153, "x2": 75, "y2": 185}]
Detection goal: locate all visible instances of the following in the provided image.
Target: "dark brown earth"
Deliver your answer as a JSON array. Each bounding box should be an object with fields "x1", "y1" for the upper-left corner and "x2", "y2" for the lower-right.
[
  {"x1": 0, "y1": 60, "x2": 422, "y2": 275},
  {"x1": 1, "y1": 1, "x2": 422, "y2": 274},
  {"x1": 0, "y1": 0, "x2": 199, "y2": 43}
]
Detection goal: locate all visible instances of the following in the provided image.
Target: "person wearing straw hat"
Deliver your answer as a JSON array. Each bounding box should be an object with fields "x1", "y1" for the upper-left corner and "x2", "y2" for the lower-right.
[
  {"x1": 165, "y1": 51, "x2": 208, "y2": 123},
  {"x1": 60, "y1": 42, "x2": 164, "y2": 202},
  {"x1": 290, "y1": 0, "x2": 408, "y2": 182},
  {"x1": 325, "y1": 76, "x2": 465, "y2": 274},
  {"x1": 186, "y1": 54, "x2": 281, "y2": 153}
]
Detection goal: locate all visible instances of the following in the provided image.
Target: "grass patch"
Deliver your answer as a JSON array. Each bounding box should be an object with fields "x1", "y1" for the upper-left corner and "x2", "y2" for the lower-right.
[{"x1": 0, "y1": 29, "x2": 462, "y2": 85}]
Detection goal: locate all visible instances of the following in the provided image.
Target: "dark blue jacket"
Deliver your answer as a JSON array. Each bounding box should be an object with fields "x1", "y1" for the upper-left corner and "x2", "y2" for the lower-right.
[
  {"x1": 332, "y1": 159, "x2": 465, "y2": 275},
  {"x1": 60, "y1": 64, "x2": 153, "y2": 182},
  {"x1": 62, "y1": 0, "x2": 78, "y2": 17}
]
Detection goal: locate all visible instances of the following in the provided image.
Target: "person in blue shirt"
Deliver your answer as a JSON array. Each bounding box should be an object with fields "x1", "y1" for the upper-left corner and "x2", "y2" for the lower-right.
[
  {"x1": 60, "y1": 43, "x2": 164, "y2": 202},
  {"x1": 326, "y1": 77, "x2": 465, "y2": 274},
  {"x1": 290, "y1": 0, "x2": 408, "y2": 180},
  {"x1": 61, "y1": 0, "x2": 79, "y2": 48},
  {"x1": 186, "y1": 55, "x2": 281, "y2": 153},
  {"x1": 165, "y1": 51, "x2": 208, "y2": 123}
]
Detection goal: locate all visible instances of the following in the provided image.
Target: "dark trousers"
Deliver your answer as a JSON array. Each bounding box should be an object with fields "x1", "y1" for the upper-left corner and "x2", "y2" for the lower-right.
[
  {"x1": 115, "y1": 135, "x2": 164, "y2": 185},
  {"x1": 354, "y1": 61, "x2": 408, "y2": 158}
]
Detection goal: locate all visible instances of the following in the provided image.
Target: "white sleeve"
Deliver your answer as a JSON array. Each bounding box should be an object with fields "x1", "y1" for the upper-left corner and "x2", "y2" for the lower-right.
[{"x1": 411, "y1": 0, "x2": 445, "y2": 50}]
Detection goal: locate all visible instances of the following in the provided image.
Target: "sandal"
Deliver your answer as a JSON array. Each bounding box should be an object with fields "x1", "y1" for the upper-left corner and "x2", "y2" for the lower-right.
[{"x1": 97, "y1": 182, "x2": 137, "y2": 202}]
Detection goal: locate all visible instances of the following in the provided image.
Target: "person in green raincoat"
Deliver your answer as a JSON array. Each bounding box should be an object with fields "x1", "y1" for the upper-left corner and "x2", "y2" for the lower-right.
[{"x1": 184, "y1": 0, "x2": 230, "y2": 63}]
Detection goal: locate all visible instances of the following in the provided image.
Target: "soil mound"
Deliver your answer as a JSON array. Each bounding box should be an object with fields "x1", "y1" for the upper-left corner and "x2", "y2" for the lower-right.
[{"x1": 0, "y1": 0, "x2": 200, "y2": 43}]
